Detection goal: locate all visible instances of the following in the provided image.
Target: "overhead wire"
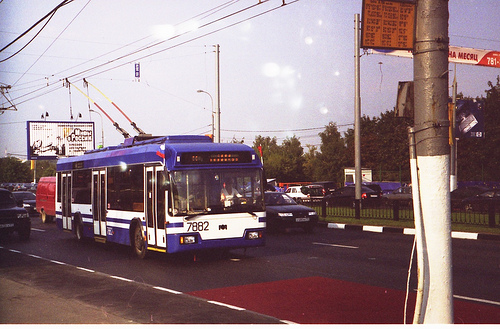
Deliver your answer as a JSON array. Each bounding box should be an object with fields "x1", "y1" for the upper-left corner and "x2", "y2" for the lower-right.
[
  {"x1": 0, "y1": 0, "x2": 74, "y2": 60},
  {"x1": 63, "y1": 0, "x2": 277, "y2": 81},
  {"x1": 6, "y1": 0, "x2": 299, "y2": 105},
  {"x1": 12, "y1": 0, "x2": 92, "y2": 86}
]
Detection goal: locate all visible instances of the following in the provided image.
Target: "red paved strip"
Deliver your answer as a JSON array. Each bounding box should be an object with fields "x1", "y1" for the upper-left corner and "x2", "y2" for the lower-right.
[{"x1": 188, "y1": 277, "x2": 500, "y2": 324}]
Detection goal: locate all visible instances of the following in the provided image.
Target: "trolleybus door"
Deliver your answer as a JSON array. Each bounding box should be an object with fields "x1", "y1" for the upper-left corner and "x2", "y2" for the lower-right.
[
  {"x1": 146, "y1": 166, "x2": 167, "y2": 248},
  {"x1": 61, "y1": 172, "x2": 72, "y2": 230},
  {"x1": 92, "y1": 170, "x2": 106, "y2": 238}
]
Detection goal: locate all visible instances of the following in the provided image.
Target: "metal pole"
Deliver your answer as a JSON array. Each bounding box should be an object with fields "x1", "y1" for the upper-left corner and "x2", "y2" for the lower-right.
[
  {"x1": 354, "y1": 14, "x2": 362, "y2": 218},
  {"x1": 450, "y1": 63, "x2": 458, "y2": 191},
  {"x1": 197, "y1": 90, "x2": 215, "y2": 138},
  {"x1": 413, "y1": 0, "x2": 454, "y2": 323},
  {"x1": 214, "y1": 44, "x2": 221, "y2": 143}
]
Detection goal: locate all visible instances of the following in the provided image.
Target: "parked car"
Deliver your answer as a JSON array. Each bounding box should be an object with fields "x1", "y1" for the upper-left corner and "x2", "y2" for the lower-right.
[
  {"x1": 264, "y1": 191, "x2": 318, "y2": 232},
  {"x1": 362, "y1": 183, "x2": 383, "y2": 197},
  {"x1": 459, "y1": 189, "x2": 500, "y2": 212},
  {"x1": 304, "y1": 185, "x2": 325, "y2": 203},
  {"x1": 311, "y1": 181, "x2": 336, "y2": 195},
  {"x1": 12, "y1": 191, "x2": 37, "y2": 215},
  {"x1": 450, "y1": 185, "x2": 490, "y2": 202},
  {"x1": 36, "y1": 176, "x2": 56, "y2": 223},
  {"x1": 324, "y1": 185, "x2": 380, "y2": 207},
  {"x1": 285, "y1": 186, "x2": 310, "y2": 203},
  {"x1": 382, "y1": 186, "x2": 412, "y2": 205},
  {"x1": 0, "y1": 188, "x2": 31, "y2": 241}
]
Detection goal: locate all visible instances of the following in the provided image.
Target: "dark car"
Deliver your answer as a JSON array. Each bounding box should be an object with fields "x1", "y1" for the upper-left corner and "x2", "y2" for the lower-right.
[
  {"x1": 324, "y1": 185, "x2": 380, "y2": 207},
  {"x1": 362, "y1": 183, "x2": 383, "y2": 197},
  {"x1": 459, "y1": 189, "x2": 500, "y2": 212},
  {"x1": 450, "y1": 185, "x2": 490, "y2": 202},
  {"x1": 264, "y1": 191, "x2": 318, "y2": 233},
  {"x1": 304, "y1": 185, "x2": 325, "y2": 203},
  {"x1": 12, "y1": 191, "x2": 37, "y2": 215},
  {"x1": 311, "y1": 181, "x2": 336, "y2": 195},
  {"x1": 450, "y1": 185, "x2": 490, "y2": 211},
  {"x1": 0, "y1": 188, "x2": 31, "y2": 241},
  {"x1": 382, "y1": 186, "x2": 412, "y2": 205}
]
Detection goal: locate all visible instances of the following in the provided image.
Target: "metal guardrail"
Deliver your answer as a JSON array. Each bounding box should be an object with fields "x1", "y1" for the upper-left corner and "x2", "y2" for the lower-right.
[{"x1": 306, "y1": 199, "x2": 499, "y2": 228}]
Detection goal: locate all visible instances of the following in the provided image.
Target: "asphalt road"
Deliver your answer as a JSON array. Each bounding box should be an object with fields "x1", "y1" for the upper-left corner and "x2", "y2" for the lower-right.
[{"x1": 1, "y1": 215, "x2": 499, "y2": 324}]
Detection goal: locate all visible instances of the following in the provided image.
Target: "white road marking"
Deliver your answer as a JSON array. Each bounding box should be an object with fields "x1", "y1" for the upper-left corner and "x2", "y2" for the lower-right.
[{"x1": 313, "y1": 242, "x2": 358, "y2": 249}]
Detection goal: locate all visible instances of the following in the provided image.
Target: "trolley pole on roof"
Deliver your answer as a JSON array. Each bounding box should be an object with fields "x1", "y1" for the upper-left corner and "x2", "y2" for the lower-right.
[
  {"x1": 412, "y1": 0, "x2": 453, "y2": 323},
  {"x1": 68, "y1": 80, "x2": 131, "y2": 139},
  {"x1": 84, "y1": 79, "x2": 147, "y2": 136}
]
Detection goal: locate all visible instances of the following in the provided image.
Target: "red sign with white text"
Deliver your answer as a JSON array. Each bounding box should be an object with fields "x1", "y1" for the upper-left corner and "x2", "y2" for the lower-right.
[{"x1": 372, "y1": 46, "x2": 500, "y2": 68}]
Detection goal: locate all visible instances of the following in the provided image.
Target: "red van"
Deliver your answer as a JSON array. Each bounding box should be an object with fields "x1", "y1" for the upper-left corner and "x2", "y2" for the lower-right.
[{"x1": 36, "y1": 176, "x2": 56, "y2": 223}]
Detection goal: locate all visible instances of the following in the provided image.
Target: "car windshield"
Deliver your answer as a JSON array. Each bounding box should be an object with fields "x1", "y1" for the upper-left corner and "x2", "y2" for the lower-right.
[
  {"x1": 307, "y1": 187, "x2": 323, "y2": 196},
  {"x1": 265, "y1": 192, "x2": 297, "y2": 206},
  {"x1": 0, "y1": 190, "x2": 17, "y2": 208}
]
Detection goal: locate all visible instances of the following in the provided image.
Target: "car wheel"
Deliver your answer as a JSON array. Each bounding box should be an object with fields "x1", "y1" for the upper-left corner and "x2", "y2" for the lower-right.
[
  {"x1": 464, "y1": 203, "x2": 473, "y2": 212},
  {"x1": 41, "y1": 210, "x2": 47, "y2": 223}
]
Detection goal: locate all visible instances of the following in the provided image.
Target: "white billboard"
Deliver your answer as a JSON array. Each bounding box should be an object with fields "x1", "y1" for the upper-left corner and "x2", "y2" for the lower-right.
[{"x1": 27, "y1": 121, "x2": 95, "y2": 160}]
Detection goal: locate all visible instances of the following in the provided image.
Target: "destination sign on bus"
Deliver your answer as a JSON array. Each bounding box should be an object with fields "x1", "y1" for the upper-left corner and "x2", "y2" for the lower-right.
[{"x1": 180, "y1": 151, "x2": 252, "y2": 165}]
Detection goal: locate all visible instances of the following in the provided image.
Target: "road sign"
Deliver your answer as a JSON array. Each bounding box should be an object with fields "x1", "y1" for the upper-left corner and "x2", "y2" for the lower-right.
[
  {"x1": 371, "y1": 46, "x2": 500, "y2": 68},
  {"x1": 361, "y1": 0, "x2": 416, "y2": 50}
]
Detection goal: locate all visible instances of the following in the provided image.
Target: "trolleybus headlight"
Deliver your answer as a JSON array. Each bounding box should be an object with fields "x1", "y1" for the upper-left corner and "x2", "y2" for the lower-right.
[
  {"x1": 180, "y1": 235, "x2": 197, "y2": 244},
  {"x1": 246, "y1": 231, "x2": 262, "y2": 240}
]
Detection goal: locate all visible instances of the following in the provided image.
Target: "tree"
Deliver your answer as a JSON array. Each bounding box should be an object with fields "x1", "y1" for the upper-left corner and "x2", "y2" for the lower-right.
[
  {"x1": 279, "y1": 136, "x2": 305, "y2": 182},
  {"x1": 0, "y1": 157, "x2": 31, "y2": 183},
  {"x1": 253, "y1": 135, "x2": 281, "y2": 179},
  {"x1": 456, "y1": 76, "x2": 500, "y2": 181}
]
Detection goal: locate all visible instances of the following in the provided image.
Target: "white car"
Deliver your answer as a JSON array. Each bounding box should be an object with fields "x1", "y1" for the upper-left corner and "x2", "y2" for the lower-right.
[{"x1": 285, "y1": 186, "x2": 309, "y2": 203}]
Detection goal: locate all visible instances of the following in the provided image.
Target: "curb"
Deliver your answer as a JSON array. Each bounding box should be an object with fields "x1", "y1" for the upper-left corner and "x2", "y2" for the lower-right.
[{"x1": 323, "y1": 222, "x2": 500, "y2": 241}]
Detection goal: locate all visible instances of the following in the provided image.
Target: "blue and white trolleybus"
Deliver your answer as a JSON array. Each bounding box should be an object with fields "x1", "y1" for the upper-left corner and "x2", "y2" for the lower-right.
[{"x1": 55, "y1": 135, "x2": 266, "y2": 258}]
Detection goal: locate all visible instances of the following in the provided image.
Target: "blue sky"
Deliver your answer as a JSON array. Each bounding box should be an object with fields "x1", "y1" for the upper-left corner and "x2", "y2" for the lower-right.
[{"x1": 1, "y1": 0, "x2": 499, "y2": 159}]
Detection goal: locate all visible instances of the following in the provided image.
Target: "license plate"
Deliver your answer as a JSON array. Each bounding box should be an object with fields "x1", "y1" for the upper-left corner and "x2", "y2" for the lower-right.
[
  {"x1": 370, "y1": 195, "x2": 378, "y2": 198},
  {"x1": 0, "y1": 223, "x2": 14, "y2": 228},
  {"x1": 296, "y1": 217, "x2": 309, "y2": 222}
]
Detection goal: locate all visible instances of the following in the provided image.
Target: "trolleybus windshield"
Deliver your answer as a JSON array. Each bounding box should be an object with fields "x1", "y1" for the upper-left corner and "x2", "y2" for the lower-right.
[{"x1": 170, "y1": 168, "x2": 264, "y2": 216}]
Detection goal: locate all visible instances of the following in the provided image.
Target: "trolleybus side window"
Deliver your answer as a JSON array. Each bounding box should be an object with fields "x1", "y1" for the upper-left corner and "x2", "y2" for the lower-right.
[
  {"x1": 72, "y1": 169, "x2": 91, "y2": 204},
  {"x1": 157, "y1": 171, "x2": 168, "y2": 230},
  {"x1": 107, "y1": 164, "x2": 144, "y2": 211}
]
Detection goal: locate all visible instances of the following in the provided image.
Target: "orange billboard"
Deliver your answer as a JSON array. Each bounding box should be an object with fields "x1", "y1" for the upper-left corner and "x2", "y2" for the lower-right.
[{"x1": 361, "y1": 0, "x2": 415, "y2": 50}]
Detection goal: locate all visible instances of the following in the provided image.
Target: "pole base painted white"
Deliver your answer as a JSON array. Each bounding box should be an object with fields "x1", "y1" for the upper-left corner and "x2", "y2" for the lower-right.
[{"x1": 416, "y1": 154, "x2": 454, "y2": 323}]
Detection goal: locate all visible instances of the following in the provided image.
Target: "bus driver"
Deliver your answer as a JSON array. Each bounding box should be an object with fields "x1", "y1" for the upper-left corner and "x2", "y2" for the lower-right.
[{"x1": 221, "y1": 179, "x2": 242, "y2": 207}]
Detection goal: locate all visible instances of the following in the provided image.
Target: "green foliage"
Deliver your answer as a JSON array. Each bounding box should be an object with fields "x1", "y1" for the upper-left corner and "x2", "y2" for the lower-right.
[
  {"x1": 0, "y1": 158, "x2": 56, "y2": 183},
  {"x1": 0, "y1": 157, "x2": 31, "y2": 182},
  {"x1": 253, "y1": 76, "x2": 500, "y2": 184}
]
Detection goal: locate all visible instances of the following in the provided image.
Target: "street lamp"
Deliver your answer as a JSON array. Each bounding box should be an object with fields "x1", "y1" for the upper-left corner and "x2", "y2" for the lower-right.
[
  {"x1": 197, "y1": 89, "x2": 215, "y2": 139},
  {"x1": 89, "y1": 109, "x2": 104, "y2": 148}
]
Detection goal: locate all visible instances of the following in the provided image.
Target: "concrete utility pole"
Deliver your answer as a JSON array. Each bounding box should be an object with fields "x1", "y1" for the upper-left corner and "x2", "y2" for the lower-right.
[
  {"x1": 354, "y1": 14, "x2": 362, "y2": 218},
  {"x1": 412, "y1": 0, "x2": 454, "y2": 323}
]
